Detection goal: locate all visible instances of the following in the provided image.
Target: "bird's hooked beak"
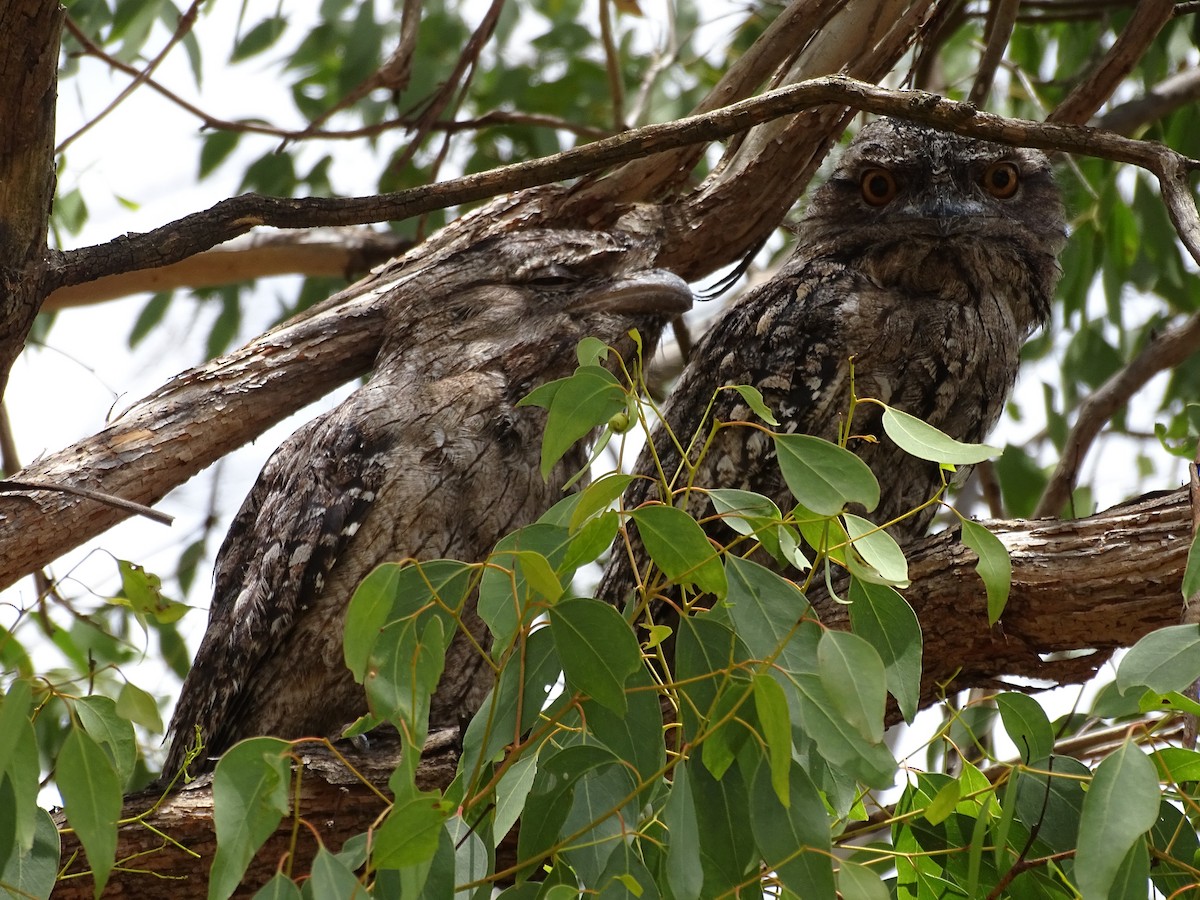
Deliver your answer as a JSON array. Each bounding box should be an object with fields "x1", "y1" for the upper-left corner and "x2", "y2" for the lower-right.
[{"x1": 571, "y1": 270, "x2": 693, "y2": 317}]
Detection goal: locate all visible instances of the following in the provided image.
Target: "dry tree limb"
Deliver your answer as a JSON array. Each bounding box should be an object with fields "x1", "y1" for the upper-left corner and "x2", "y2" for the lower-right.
[
  {"x1": 1035, "y1": 310, "x2": 1200, "y2": 517},
  {"x1": 43, "y1": 228, "x2": 411, "y2": 311},
  {"x1": 1049, "y1": 0, "x2": 1177, "y2": 125},
  {"x1": 1096, "y1": 66, "x2": 1200, "y2": 134},
  {"x1": 969, "y1": 0, "x2": 1021, "y2": 107}
]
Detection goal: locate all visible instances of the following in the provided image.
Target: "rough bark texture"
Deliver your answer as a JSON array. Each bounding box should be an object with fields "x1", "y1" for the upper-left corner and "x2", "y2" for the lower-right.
[{"x1": 0, "y1": 0, "x2": 62, "y2": 400}]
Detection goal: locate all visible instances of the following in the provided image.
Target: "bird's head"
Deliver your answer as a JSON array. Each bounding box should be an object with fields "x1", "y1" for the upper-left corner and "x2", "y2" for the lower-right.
[
  {"x1": 803, "y1": 117, "x2": 1066, "y2": 248},
  {"x1": 381, "y1": 228, "x2": 693, "y2": 386}
]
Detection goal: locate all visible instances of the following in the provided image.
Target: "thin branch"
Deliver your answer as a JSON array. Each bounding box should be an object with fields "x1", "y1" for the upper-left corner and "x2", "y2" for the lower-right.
[
  {"x1": 49, "y1": 76, "x2": 1200, "y2": 295},
  {"x1": 1048, "y1": 0, "x2": 1177, "y2": 125},
  {"x1": 286, "y1": 0, "x2": 424, "y2": 144},
  {"x1": 389, "y1": 0, "x2": 504, "y2": 173},
  {"x1": 44, "y1": 229, "x2": 411, "y2": 310},
  {"x1": 1096, "y1": 66, "x2": 1200, "y2": 135},
  {"x1": 57, "y1": 0, "x2": 204, "y2": 154},
  {"x1": 0, "y1": 479, "x2": 174, "y2": 525},
  {"x1": 969, "y1": 0, "x2": 1021, "y2": 106},
  {"x1": 64, "y1": 15, "x2": 607, "y2": 145},
  {"x1": 599, "y1": 0, "x2": 627, "y2": 130},
  {"x1": 1035, "y1": 310, "x2": 1200, "y2": 517}
]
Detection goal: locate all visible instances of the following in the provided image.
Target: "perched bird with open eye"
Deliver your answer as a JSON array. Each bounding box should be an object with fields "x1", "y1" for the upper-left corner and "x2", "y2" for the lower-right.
[
  {"x1": 598, "y1": 117, "x2": 1066, "y2": 607},
  {"x1": 164, "y1": 229, "x2": 692, "y2": 775}
]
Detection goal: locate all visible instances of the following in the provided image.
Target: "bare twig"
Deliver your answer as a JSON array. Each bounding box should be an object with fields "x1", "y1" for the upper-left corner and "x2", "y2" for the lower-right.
[
  {"x1": 599, "y1": 0, "x2": 627, "y2": 130},
  {"x1": 1049, "y1": 0, "x2": 1176, "y2": 125},
  {"x1": 57, "y1": 0, "x2": 204, "y2": 154},
  {"x1": 969, "y1": 0, "x2": 1021, "y2": 107},
  {"x1": 390, "y1": 0, "x2": 504, "y2": 173},
  {"x1": 1035, "y1": 311, "x2": 1200, "y2": 517},
  {"x1": 0, "y1": 478, "x2": 174, "y2": 525}
]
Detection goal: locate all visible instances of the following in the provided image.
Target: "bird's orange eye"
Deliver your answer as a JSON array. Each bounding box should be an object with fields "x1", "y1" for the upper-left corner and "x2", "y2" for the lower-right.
[
  {"x1": 860, "y1": 168, "x2": 898, "y2": 206},
  {"x1": 980, "y1": 161, "x2": 1020, "y2": 199}
]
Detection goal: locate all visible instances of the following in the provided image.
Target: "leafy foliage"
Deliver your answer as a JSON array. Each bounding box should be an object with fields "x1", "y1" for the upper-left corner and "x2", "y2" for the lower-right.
[{"x1": 7, "y1": 1, "x2": 1200, "y2": 897}]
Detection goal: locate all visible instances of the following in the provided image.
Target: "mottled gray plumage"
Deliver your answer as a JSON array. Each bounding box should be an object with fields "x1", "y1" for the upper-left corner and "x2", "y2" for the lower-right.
[
  {"x1": 598, "y1": 118, "x2": 1065, "y2": 606},
  {"x1": 165, "y1": 230, "x2": 692, "y2": 774}
]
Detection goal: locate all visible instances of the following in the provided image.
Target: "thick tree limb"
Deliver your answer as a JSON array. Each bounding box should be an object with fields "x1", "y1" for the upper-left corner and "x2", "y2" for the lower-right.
[
  {"x1": 0, "y1": 1, "x2": 62, "y2": 399},
  {"x1": 43, "y1": 229, "x2": 410, "y2": 311},
  {"x1": 51, "y1": 488, "x2": 1190, "y2": 896}
]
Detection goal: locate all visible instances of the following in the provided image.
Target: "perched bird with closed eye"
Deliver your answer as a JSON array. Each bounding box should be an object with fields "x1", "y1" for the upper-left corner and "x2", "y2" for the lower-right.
[{"x1": 164, "y1": 228, "x2": 692, "y2": 775}]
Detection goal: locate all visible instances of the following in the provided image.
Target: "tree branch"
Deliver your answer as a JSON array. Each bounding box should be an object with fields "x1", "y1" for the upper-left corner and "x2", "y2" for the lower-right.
[
  {"x1": 1035, "y1": 310, "x2": 1200, "y2": 517},
  {"x1": 50, "y1": 487, "x2": 1191, "y2": 896},
  {"x1": 43, "y1": 229, "x2": 411, "y2": 311},
  {"x1": 1048, "y1": 0, "x2": 1176, "y2": 125},
  {"x1": 50, "y1": 76, "x2": 1200, "y2": 295}
]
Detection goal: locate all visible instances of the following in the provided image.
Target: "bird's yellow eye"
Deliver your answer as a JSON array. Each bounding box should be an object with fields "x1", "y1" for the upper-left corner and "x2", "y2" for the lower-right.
[
  {"x1": 860, "y1": 168, "x2": 898, "y2": 206},
  {"x1": 980, "y1": 161, "x2": 1021, "y2": 199}
]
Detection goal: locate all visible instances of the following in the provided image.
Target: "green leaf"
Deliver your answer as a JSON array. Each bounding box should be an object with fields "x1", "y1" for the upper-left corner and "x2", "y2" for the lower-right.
[
  {"x1": 116, "y1": 681, "x2": 163, "y2": 733},
  {"x1": 773, "y1": 433, "x2": 879, "y2": 515},
  {"x1": 881, "y1": 405, "x2": 1001, "y2": 464},
  {"x1": 230, "y1": 16, "x2": 287, "y2": 62},
  {"x1": 818, "y1": 630, "x2": 885, "y2": 744},
  {"x1": 199, "y1": 130, "x2": 241, "y2": 178},
  {"x1": 960, "y1": 519, "x2": 1012, "y2": 624},
  {"x1": 1116, "y1": 624, "x2": 1200, "y2": 694},
  {"x1": 372, "y1": 786, "x2": 450, "y2": 870},
  {"x1": 494, "y1": 748, "x2": 540, "y2": 844},
  {"x1": 365, "y1": 616, "x2": 445, "y2": 740},
  {"x1": 729, "y1": 384, "x2": 779, "y2": 425},
  {"x1": 708, "y1": 488, "x2": 783, "y2": 538},
  {"x1": 580, "y1": 663, "x2": 665, "y2": 804},
  {"x1": 1076, "y1": 742, "x2": 1159, "y2": 900},
  {"x1": 837, "y1": 861, "x2": 890, "y2": 900},
  {"x1": 753, "y1": 673, "x2": 792, "y2": 806},
  {"x1": 0, "y1": 681, "x2": 38, "y2": 853},
  {"x1": 518, "y1": 365, "x2": 626, "y2": 478},
  {"x1": 253, "y1": 873, "x2": 302, "y2": 900},
  {"x1": 307, "y1": 846, "x2": 369, "y2": 897},
  {"x1": 548, "y1": 597, "x2": 641, "y2": 713},
  {"x1": 848, "y1": 578, "x2": 922, "y2": 723},
  {"x1": 843, "y1": 514, "x2": 909, "y2": 586},
  {"x1": 517, "y1": 745, "x2": 624, "y2": 875},
  {"x1": 344, "y1": 560, "x2": 472, "y2": 682},
  {"x1": 57, "y1": 727, "x2": 122, "y2": 896},
  {"x1": 750, "y1": 762, "x2": 835, "y2": 899},
  {"x1": 569, "y1": 473, "x2": 635, "y2": 531},
  {"x1": 688, "y1": 758, "x2": 757, "y2": 892},
  {"x1": 996, "y1": 692, "x2": 1053, "y2": 765},
  {"x1": 480, "y1": 524, "x2": 571, "y2": 650},
  {"x1": 210, "y1": 738, "x2": 292, "y2": 900},
  {"x1": 75, "y1": 695, "x2": 138, "y2": 788},
  {"x1": 1183, "y1": 529, "x2": 1200, "y2": 600},
  {"x1": 925, "y1": 780, "x2": 960, "y2": 825},
  {"x1": 630, "y1": 504, "x2": 726, "y2": 598},
  {"x1": 663, "y1": 765, "x2": 703, "y2": 900},
  {"x1": 0, "y1": 807, "x2": 59, "y2": 900}
]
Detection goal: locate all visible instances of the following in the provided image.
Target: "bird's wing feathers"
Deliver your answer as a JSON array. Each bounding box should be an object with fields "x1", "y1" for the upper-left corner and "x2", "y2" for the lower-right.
[{"x1": 168, "y1": 406, "x2": 387, "y2": 764}]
